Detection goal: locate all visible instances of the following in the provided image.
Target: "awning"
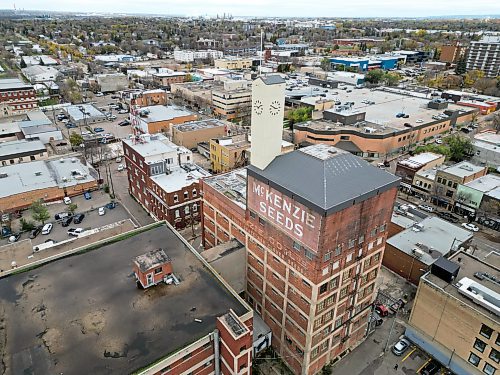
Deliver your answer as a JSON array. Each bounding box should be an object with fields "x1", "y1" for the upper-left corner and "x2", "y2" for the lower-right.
[
  {"x1": 455, "y1": 202, "x2": 476, "y2": 213},
  {"x1": 400, "y1": 182, "x2": 412, "y2": 189}
]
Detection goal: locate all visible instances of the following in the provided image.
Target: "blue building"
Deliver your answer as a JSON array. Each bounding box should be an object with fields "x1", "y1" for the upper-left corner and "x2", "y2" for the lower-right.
[{"x1": 330, "y1": 56, "x2": 399, "y2": 72}]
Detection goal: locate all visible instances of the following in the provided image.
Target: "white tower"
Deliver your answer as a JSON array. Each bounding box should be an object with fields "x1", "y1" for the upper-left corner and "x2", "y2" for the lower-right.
[{"x1": 250, "y1": 75, "x2": 286, "y2": 170}]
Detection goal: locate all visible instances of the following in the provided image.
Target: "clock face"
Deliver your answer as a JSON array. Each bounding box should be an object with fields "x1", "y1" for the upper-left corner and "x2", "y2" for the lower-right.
[
  {"x1": 269, "y1": 100, "x2": 281, "y2": 116},
  {"x1": 253, "y1": 100, "x2": 263, "y2": 115}
]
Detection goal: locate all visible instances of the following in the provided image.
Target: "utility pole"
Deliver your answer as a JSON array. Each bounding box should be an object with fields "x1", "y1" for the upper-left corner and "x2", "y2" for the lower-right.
[{"x1": 384, "y1": 309, "x2": 398, "y2": 353}]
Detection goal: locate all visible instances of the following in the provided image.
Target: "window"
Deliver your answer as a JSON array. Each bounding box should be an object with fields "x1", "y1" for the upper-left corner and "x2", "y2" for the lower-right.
[
  {"x1": 323, "y1": 252, "x2": 332, "y2": 262},
  {"x1": 334, "y1": 244, "x2": 342, "y2": 256},
  {"x1": 184, "y1": 191, "x2": 188, "y2": 199},
  {"x1": 192, "y1": 189, "x2": 197, "y2": 197},
  {"x1": 250, "y1": 211, "x2": 256, "y2": 219},
  {"x1": 484, "y1": 363, "x2": 496, "y2": 375},
  {"x1": 346, "y1": 253, "x2": 353, "y2": 263},
  {"x1": 314, "y1": 318, "x2": 322, "y2": 329},
  {"x1": 481, "y1": 324, "x2": 494, "y2": 339},
  {"x1": 305, "y1": 250, "x2": 315, "y2": 260},
  {"x1": 154, "y1": 267, "x2": 162, "y2": 274},
  {"x1": 259, "y1": 217, "x2": 265, "y2": 226},
  {"x1": 329, "y1": 278, "x2": 338, "y2": 290},
  {"x1": 326, "y1": 294, "x2": 335, "y2": 305},
  {"x1": 437, "y1": 177, "x2": 442, "y2": 183},
  {"x1": 490, "y1": 348, "x2": 499, "y2": 364},
  {"x1": 377, "y1": 237, "x2": 383, "y2": 245},
  {"x1": 334, "y1": 317, "x2": 343, "y2": 329},
  {"x1": 173, "y1": 194, "x2": 179, "y2": 203},
  {"x1": 317, "y1": 301, "x2": 325, "y2": 311},
  {"x1": 379, "y1": 223, "x2": 386, "y2": 232},
  {"x1": 174, "y1": 210, "x2": 180, "y2": 218},
  {"x1": 185, "y1": 206, "x2": 190, "y2": 214},
  {"x1": 370, "y1": 228, "x2": 377, "y2": 237},
  {"x1": 302, "y1": 279, "x2": 311, "y2": 288},
  {"x1": 293, "y1": 242, "x2": 301, "y2": 251},
  {"x1": 193, "y1": 204, "x2": 197, "y2": 212},
  {"x1": 469, "y1": 352, "x2": 481, "y2": 367},
  {"x1": 496, "y1": 334, "x2": 500, "y2": 346},
  {"x1": 239, "y1": 345, "x2": 246, "y2": 353},
  {"x1": 368, "y1": 242, "x2": 373, "y2": 250},
  {"x1": 358, "y1": 235, "x2": 364, "y2": 244},
  {"x1": 348, "y1": 239, "x2": 355, "y2": 249},
  {"x1": 475, "y1": 338, "x2": 487, "y2": 353},
  {"x1": 319, "y1": 283, "x2": 328, "y2": 294},
  {"x1": 340, "y1": 287, "x2": 348, "y2": 298}
]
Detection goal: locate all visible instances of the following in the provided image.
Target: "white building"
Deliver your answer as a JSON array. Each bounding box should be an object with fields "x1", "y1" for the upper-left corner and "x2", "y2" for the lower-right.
[
  {"x1": 173, "y1": 49, "x2": 223, "y2": 63},
  {"x1": 472, "y1": 131, "x2": 500, "y2": 168},
  {"x1": 466, "y1": 35, "x2": 500, "y2": 77},
  {"x1": 21, "y1": 66, "x2": 61, "y2": 84}
]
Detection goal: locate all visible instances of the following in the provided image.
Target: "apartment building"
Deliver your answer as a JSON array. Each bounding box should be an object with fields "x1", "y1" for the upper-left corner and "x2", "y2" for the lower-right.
[
  {"x1": 201, "y1": 75, "x2": 400, "y2": 374},
  {"x1": 406, "y1": 251, "x2": 499, "y2": 375},
  {"x1": 123, "y1": 133, "x2": 211, "y2": 229},
  {"x1": 210, "y1": 134, "x2": 250, "y2": 174},
  {"x1": 173, "y1": 49, "x2": 224, "y2": 63},
  {"x1": 171, "y1": 119, "x2": 226, "y2": 150},
  {"x1": 212, "y1": 79, "x2": 252, "y2": 121},
  {"x1": 0, "y1": 78, "x2": 37, "y2": 118},
  {"x1": 466, "y1": 35, "x2": 500, "y2": 77}
]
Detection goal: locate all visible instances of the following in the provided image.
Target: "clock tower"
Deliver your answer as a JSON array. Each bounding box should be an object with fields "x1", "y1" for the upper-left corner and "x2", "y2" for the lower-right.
[{"x1": 250, "y1": 75, "x2": 286, "y2": 171}]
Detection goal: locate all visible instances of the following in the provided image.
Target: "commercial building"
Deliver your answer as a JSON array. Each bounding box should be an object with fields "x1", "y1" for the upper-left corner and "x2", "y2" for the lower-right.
[
  {"x1": 440, "y1": 42, "x2": 465, "y2": 64},
  {"x1": 171, "y1": 119, "x2": 226, "y2": 150},
  {"x1": 0, "y1": 223, "x2": 254, "y2": 375},
  {"x1": 152, "y1": 71, "x2": 187, "y2": 88},
  {"x1": 131, "y1": 105, "x2": 198, "y2": 134},
  {"x1": 173, "y1": 49, "x2": 224, "y2": 63},
  {"x1": 472, "y1": 131, "x2": 500, "y2": 168},
  {"x1": 123, "y1": 133, "x2": 211, "y2": 229},
  {"x1": 383, "y1": 216, "x2": 473, "y2": 285},
  {"x1": 210, "y1": 134, "x2": 250, "y2": 173},
  {"x1": 16, "y1": 110, "x2": 63, "y2": 144},
  {"x1": 0, "y1": 157, "x2": 97, "y2": 212},
  {"x1": 215, "y1": 58, "x2": 254, "y2": 70},
  {"x1": 201, "y1": 75, "x2": 400, "y2": 374},
  {"x1": 0, "y1": 139, "x2": 47, "y2": 166},
  {"x1": 396, "y1": 152, "x2": 446, "y2": 190},
  {"x1": 96, "y1": 73, "x2": 129, "y2": 93},
  {"x1": 128, "y1": 89, "x2": 168, "y2": 108},
  {"x1": 466, "y1": 35, "x2": 500, "y2": 77},
  {"x1": 171, "y1": 81, "x2": 213, "y2": 109},
  {"x1": 0, "y1": 78, "x2": 37, "y2": 118},
  {"x1": 64, "y1": 104, "x2": 107, "y2": 126},
  {"x1": 329, "y1": 55, "x2": 400, "y2": 72},
  {"x1": 406, "y1": 250, "x2": 499, "y2": 375},
  {"x1": 434, "y1": 161, "x2": 488, "y2": 210},
  {"x1": 212, "y1": 79, "x2": 252, "y2": 121},
  {"x1": 21, "y1": 65, "x2": 61, "y2": 84},
  {"x1": 20, "y1": 54, "x2": 59, "y2": 67},
  {"x1": 455, "y1": 174, "x2": 500, "y2": 218}
]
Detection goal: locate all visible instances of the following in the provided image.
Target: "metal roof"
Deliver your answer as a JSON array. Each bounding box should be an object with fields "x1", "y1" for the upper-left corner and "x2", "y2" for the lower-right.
[
  {"x1": 259, "y1": 75, "x2": 286, "y2": 85},
  {"x1": 247, "y1": 144, "x2": 400, "y2": 215},
  {"x1": 0, "y1": 139, "x2": 46, "y2": 159}
]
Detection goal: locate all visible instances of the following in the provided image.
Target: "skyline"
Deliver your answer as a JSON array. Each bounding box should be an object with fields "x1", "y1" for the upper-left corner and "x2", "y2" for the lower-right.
[{"x1": 6, "y1": 0, "x2": 500, "y2": 18}]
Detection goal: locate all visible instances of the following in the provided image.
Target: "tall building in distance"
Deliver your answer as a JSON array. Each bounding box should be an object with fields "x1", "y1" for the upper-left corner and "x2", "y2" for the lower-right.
[
  {"x1": 466, "y1": 35, "x2": 500, "y2": 77},
  {"x1": 201, "y1": 75, "x2": 400, "y2": 374}
]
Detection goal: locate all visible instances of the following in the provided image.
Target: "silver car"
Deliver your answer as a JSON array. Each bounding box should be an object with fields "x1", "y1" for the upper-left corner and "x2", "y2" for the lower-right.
[{"x1": 392, "y1": 337, "x2": 411, "y2": 356}]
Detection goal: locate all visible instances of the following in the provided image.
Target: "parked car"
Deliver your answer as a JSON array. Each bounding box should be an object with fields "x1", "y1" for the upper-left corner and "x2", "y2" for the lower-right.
[
  {"x1": 73, "y1": 213, "x2": 85, "y2": 224},
  {"x1": 375, "y1": 303, "x2": 389, "y2": 317},
  {"x1": 84, "y1": 191, "x2": 92, "y2": 200},
  {"x1": 118, "y1": 120, "x2": 130, "y2": 126},
  {"x1": 396, "y1": 112, "x2": 405, "y2": 118},
  {"x1": 63, "y1": 196, "x2": 72, "y2": 205},
  {"x1": 437, "y1": 212, "x2": 460, "y2": 223},
  {"x1": 105, "y1": 201, "x2": 117, "y2": 209},
  {"x1": 115, "y1": 157, "x2": 122, "y2": 163},
  {"x1": 61, "y1": 118, "x2": 70, "y2": 124},
  {"x1": 435, "y1": 139, "x2": 443, "y2": 144},
  {"x1": 65, "y1": 123, "x2": 77, "y2": 129},
  {"x1": 118, "y1": 109, "x2": 128, "y2": 114},
  {"x1": 29, "y1": 226, "x2": 41, "y2": 239},
  {"x1": 392, "y1": 337, "x2": 411, "y2": 356},
  {"x1": 67, "y1": 227, "x2": 84, "y2": 236},
  {"x1": 369, "y1": 312, "x2": 383, "y2": 327},
  {"x1": 461, "y1": 127, "x2": 471, "y2": 134},
  {"x1": 111, "y1": 95, "x2": 119, "y2": 99},
  {"x1": 117, "y1": 164, "x2": 124, "y2": 171},
  {"x1": 82, "y1": 130, "x2": 92, "y2": 136},
  {"x1": 415, "y1": 119, "x2": 423, "y2": 123},
  {"x1": 55, "y1": 212, "x2": 71, "y2": 220},
  {"x1": 420, "y1": 360, "x2": 441, "y2": 375},
  {"x1": 418, "y1": 204, "x2": 434, "y2": 213},
  {"x1": 94, "y1": 127, "x2": 105, "y2": 133},
  {"x1": 8, "y1": 233, "x2": 21, "y2": 243},
  {"x1": 98, "y1": 207, "x2": 106, "y2": 216},
  {"x1": 61, "y1": 216, "x2": 73, "y2": 227},
  {"x1": 96, "y1": 92, "x2": 104, "y2": 97},
  {"x1": 107, "y1": 115, "x2": 117, "y2": 120},
  {"x1": 462, "y1": 223, "x2": 479, "y2": 232},
  {"x1": 404, "y1": 123, "x2": 412, "y2": 128},
  {"x1": 41, "y1": 223, "x2": 53, "y2": 235}
]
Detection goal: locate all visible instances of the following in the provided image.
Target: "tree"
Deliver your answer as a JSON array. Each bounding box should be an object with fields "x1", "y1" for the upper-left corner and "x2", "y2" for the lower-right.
[
  {"x1": 320, "y1": 57, "x2": 331, "y2": 72},
  {"x1": 69, "y1": 132, "x2": 84, "y2": 147},
  {"x1": 286, "y1": 107, "x2": 313, "y2": 126},
  {"x1": 445, "y1": 134, "x2": 474, "y2": 162},
  {"x1": 365, "y1": 69, "x2": 385, "y2": 84},
  {"x1": 492, "y1": 112, "x2": 500, "y2": 134},
  {"x1": 383, "y1": 72, "x2": 400, "y2": 87},
  {"x1": 66, "y1": 203, "x2": 78, "y2": 214},
  {"x1": 464, "y1": 70, "x2": 484, "y2": 88},
  {"x1": 31, "y1": 199, "x2": 50, "y2": 225},
  {"x1": 455, "y1": 57, "x2": 467, "y2": 75}
]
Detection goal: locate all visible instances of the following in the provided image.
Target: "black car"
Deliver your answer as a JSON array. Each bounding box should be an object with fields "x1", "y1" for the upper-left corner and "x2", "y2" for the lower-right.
[
  {"x1": 118, "y1": 119, "x2": 130, "y2": 126},
  {"x1": 105, "y1": 202, "x2": 117, "y2": 209},
  {"x1": 437, "y1": 212, "x2": 460, "y2": 223},
  {"x1": 29, "y1": 226, "x2": 41, "y2": 239},
  {"x1": 55, "y1": 212, "x2": 71, "y2": 220},
  {"x1": 73, "y1": 213, "x2": 85, "y2": 224},
  {"x1": 61, "y1": 216, "x2": 73, "y2": 227},
  {"x1": 420, "y1": 360, "x2": 440, "y2": 375}
]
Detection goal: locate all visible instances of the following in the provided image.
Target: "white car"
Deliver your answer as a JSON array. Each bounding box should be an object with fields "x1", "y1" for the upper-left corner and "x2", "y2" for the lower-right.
[
  {"x1": 418, "y1": 204, "x2": 434, "y2": 213},
  {"x1": 435, "y1": 139, "x2": 443, "y2": 144},
  {"x1": 107, "y1": 115, "x2": 117, "y2": 120},
  {"x1": 61, "y1": 118, "x2": 70, "y2": 123},
  {"x1": 81, "y1": 131, "x2": 92, "y2": 136},
  {"x1": 41, "y1": 223, "x2": 53, "y2": 235},
  {"x1": 96, "y1": 92, "x2": 104, "y2": 97},
  {"x1": 415, "y1": 119, "x2": 423, "y2": 123},
  {"x1": 67, "y1": 227, "x2": 85, "y2": 236},
  {"x1": 63, "y1": 196, "x2": 72, "y2": 205},
  {"x1": 98, "y1": 207, "x2": 106, "y2": 216},
  {"x1": 462, "y1": 223, "x2": 479, "y2": 232},
  {"x1": 117, "y1": 164, "x2": 124, "y2": 171},
  {"x1": 116, "y1": 157, "x2": 122, "y2": 163},
  {"x1": 118, "y1": 109, "x2": 128, "y2": 114}
]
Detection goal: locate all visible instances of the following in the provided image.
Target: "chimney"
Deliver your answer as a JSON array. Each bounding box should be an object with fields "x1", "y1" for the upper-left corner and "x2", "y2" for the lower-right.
[{"x1": 250, "y1": 75, "x2": 286, "y2": 170}]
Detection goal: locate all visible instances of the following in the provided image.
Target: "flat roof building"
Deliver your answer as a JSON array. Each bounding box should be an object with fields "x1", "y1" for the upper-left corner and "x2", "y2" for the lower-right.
[
  {"x1": 0, "y1": 139, "x2": 47, "y2": 166},
  {"x1": 0, "y1": 223, "x2": 253, "y2": 375},
  {"x1": 171, "y1": 119, "x2": 226, "y2": 149},
  {"x1": 0, "y1": 78, "x2": 37, "y2": 118},
  {"x1": 131, "y1": 105, "x2": 198, "y2": 134},
  {"x1": 473, "y1": 131, "x2": 500, "y2": 168},
  {"x1": 407, "y1": 250, "x2": 499, "y2": 375}
]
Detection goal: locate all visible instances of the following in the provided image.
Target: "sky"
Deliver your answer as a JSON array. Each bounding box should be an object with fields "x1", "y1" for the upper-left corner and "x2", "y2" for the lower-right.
[{"x1": 5, "y1": 0, "x2": 500, "y2": 18}]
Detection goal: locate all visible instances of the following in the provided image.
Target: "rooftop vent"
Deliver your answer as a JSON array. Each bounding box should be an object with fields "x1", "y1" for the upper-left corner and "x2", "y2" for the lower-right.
[
  {"x1": 459, "y1": 164, "x2": 474, "y2": 172},
  {"x1": 0, "y1": 173, "x2": 8, "y2": 179},
  {"x1": 34, "y1": 171, "x2": 42, "y2": 176},
  {"x1": 71, "y1": 158, "x2": 77, "y2": 163},
  {"x1": 59, "y1": 158, "x2": 65, "y2": 163}
]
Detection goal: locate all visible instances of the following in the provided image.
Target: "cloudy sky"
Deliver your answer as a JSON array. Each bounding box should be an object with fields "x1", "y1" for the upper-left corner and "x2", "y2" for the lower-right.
[{"x1": 7, "y1": 0, "x2": 500, "y2": 17}]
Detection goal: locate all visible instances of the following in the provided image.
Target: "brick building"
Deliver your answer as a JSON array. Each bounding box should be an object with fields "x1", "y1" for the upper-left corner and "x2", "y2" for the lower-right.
[
  {"x1": 200, "y1": 75, "x2": 400, "y2": 374},
  {"x1": 0, "y1": 78, "x2": 37, "y2": 118},
  {"x1": 129, "y1": 89, "x2": 168, "y2": 108},
  {"x1": 172, "y1": 119, "x2": 226, "y2": 150},
  {"x1": 395, "y1": 152, "x2": 445, "y2": 192},
  {"x1": 123, "y1": 133, "x2": 211, "y2": 229},
  {"x1": 152, "y1": 71, "x2": 187, "y2": 88},
  {"x1": 131, "y1": 105, "x2": 198, "y2": 134}
]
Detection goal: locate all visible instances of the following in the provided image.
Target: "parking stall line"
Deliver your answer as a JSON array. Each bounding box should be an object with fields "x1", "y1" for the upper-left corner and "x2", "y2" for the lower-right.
[
  {"x1": 417, "y1": 358, "x2": 431, "y2": 373},
  {"x1": 402, "y1": 346, "x2": 416, "y2": 362}
]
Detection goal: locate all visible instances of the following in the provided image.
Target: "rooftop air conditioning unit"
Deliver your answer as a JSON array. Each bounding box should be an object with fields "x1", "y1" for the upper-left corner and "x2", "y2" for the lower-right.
[{"x1": 412, "y1": 248, "x2": 425, "y2": 259}]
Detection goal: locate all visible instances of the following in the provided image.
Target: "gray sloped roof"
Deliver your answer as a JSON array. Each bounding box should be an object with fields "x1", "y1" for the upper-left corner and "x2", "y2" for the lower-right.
[
  {"x1": 259, "y1": 75, "x2": 285, "y2": 85},
  {"x1": 247, "y1": 144, "x2": 400, "y2": 215}
]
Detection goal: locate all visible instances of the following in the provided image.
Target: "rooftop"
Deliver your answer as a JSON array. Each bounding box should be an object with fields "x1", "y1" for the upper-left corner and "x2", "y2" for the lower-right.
[
  {"x1": 398, "y1": 152, "x2": 444, "y2": 169},
  {"x1": 122, "y1": 133, "x2": 177, "y2": 158},
  {"x1": 151, "y1": 164, "x2": 211, "y2": 193},
  {"x1": 213, "y1": 135, "x2": 250, "y2": 150},
  {"x1": 0, "y1": 158, "x2": 95, "y2": 198},
  {"x1": 203, "y1": 168, "x2": 248, "y2": 210},
  {"x1": 248, "y1": 144, "x2": 400, "y2": 214},
  {"x1": 136, "y1": 105, "x2": 193, "y2": 123},
  {"x1": 65, "y1": 104, "x2": 106, "y2": 121},
  {"x1": 415, "y1": 167, "x2": 438, "y2": 181},
  {"x1": 0, "y1": 224, "x2": 248, "y2": 374},
  {"x1": 0, "y1": 78, "x2": 33, "y2": 91},
  {"x1": 134, "y1": 248, "x2": 172, "y2": 273},
  {"x1": 424, "y1": 251, "x2": 500, "y2": 319},
  {"x1": 441, "y1": 161, "x2": 486, "y2": 178},
  {"x1": 387, "y1": 216, "x2": 473, "y2": 265},
  {"x1": 173, "y1": 119, "x2": 226, "y2": 133},
  {"x1": 463, "y1": 174, "x2": 500, "y2": 197},
  {"x1": 0, "y1": 139, "x2": 46, "y2": 159},
  {"x1": 474, "y1": 131, "x2": 500, "y2": 145}
]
